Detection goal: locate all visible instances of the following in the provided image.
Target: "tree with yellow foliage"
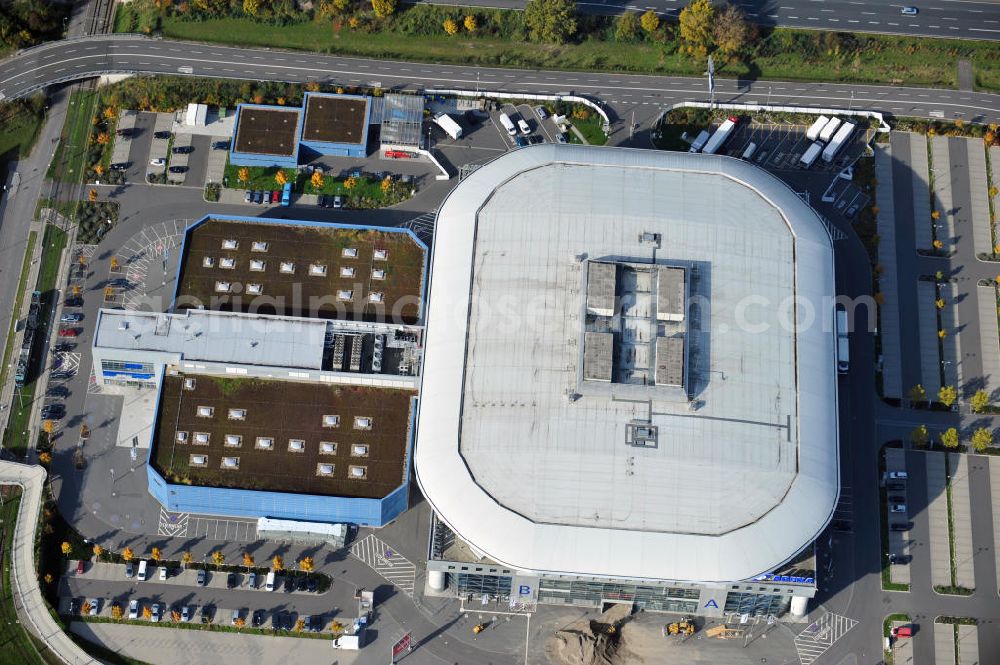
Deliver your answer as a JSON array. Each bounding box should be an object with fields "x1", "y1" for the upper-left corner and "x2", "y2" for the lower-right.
[
  {"x1": 464, "y1": 15, "x2": 477, "y2": 32},
  {"x1": 272, "y1": 554, "x2": 284, "y2": 571},
  {"x1": 678, "y1": 0, "x2": 715, "y2": 56},
  {"x1": 88, "y1": 188, "x2": 98, "y2": 202},
  {"x1": 39, "y1": 452, "x2": 52, "y2": 465},
  {"x1": 275, "y1": 170, "x2": 288, "y2": 186},
  {"x1": 311, "y1": 170, "x2": 324, "y2": 190},
  {"x1": 238, "y1": 167, "x2": 250, "y2": 185},
  {"x1": 640, "y1": 9, "x2": 659, "y2": 35},
  {"x1": 444, "y1": 18, "x2": 459, "y2": 35},
  {"x1": 122, "y1": 546, "x2": 135, "y2": 562},
  {"x1": 61, "y1": 541, "x2": 72, "y2": 555}
]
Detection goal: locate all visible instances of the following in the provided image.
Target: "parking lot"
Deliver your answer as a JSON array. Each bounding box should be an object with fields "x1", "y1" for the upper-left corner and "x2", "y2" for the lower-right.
[{"x1": 60, "y1": 561, "x2": 358, "y2": 635}]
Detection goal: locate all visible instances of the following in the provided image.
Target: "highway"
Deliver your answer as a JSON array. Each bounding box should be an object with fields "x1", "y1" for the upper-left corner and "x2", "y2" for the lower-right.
[
  {"x1": 408, "y1": 0, "x2": 1000, "y2": 40},
  {"x1": 1, "y1": 36, "x2": 998, "y2": 125}
]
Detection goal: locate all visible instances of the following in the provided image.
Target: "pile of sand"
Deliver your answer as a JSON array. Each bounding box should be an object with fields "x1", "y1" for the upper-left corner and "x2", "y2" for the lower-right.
[{"x1": 544, "y1": 604, "x2": 635, "y2": 665}]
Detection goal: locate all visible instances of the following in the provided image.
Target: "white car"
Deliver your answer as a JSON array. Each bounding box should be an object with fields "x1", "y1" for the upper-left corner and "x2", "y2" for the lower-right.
[
  {"x1": 888, "y1": 471, "x2": 908, "y2": 480},
  {"x1": 900, "y1": 6, "x2": 918, "y2": 15},
  {"x1": 88, "y1": 598, "x2": 100, "y2": 616},
  {"x1": 149, "y1": 158, "x2": 165, "y2": 166},
  {"x1": 535, "y1": 105, "x2": 549, "y2": 120},
  {"x1": 150, "y1": 603, "x2": 161, "y2": 622},
  {"x1": 890, "y1": 504, "x2": 907, "y2": 513},
  {"x1": 128, "y1": 599, "x2": 139, "y2": 619},
  {"x1": 181, "y1": 605, "x2": 191, "y2": 622}
]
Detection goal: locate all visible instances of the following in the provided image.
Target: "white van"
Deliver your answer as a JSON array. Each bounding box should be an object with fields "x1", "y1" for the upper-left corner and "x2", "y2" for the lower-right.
[
  {"x1": 137, "y1": 560, "x2": 148, "y2": 581},
  {"x1": 265, "y1": 571, "x2": 276, "y2": 591}
]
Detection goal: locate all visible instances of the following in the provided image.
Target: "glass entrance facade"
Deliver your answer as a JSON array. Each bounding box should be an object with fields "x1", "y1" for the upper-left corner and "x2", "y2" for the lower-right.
[{"x1": 538, "y1": 578, "x2": 700, "y2": 613}]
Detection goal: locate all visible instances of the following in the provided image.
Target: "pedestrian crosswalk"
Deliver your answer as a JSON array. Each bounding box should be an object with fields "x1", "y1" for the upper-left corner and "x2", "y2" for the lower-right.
[
  {"x1": 794, "y1": 612, "x2": 858, "y2": 665},
  {"x1": 350, "y1": 534, "x2": 416, "y2": 596}
]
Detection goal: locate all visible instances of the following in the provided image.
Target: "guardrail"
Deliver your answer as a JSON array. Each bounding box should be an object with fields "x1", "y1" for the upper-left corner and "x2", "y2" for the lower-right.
[{"x1": 12, "y1": 33, "x2": 150, "y2": 58}]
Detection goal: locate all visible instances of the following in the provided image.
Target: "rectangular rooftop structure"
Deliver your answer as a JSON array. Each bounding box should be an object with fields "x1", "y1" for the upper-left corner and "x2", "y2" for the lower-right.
[
  {"x1": 586, "y1": 262, "x2": 616, "y2": 317},
  {"x1": 94, "y1": 309, "x2": 327, "y2": 369},
  {"x1": 232, "y1": 105, "x2": 301, "y2": 157},
  {"x1": 657, "y1": 267, "x2": 686, "y2": 322},
  {"x1": 654, "y1": 336, "x2": 685, "y2": 387},
  {"x1": 152, "y1": 372, "x2": 415, "y2": 499},
  {"x1": 583, "y1": 332, "x2": 613, "y2": 382},
  {"x1": 301, "y1": 93, "x2": 369, "y2": 145}
]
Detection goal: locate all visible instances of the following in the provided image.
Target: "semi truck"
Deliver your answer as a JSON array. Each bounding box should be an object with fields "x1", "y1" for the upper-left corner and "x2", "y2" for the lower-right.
[
  {"x1": 822, "y1": 122, "x2": 856, "y2": 163},
  {"x1": 799, "y1": 141, "x2": 824, "y2": 168},
  {"x1": 433, "y1": 113, "x2": 463, "y2": 140},
  {"x1": 702, "y1": 116, "x2": 739, "y2": 155},
  {"x1": 818, "y1": 117, "x2": 842, "y2": 143},
  {"x1": 688, "y1": 130, "x2": 710, "y2": 153},
  {"x1": 806, "y1": 115, "x2": 831, "y2": 141},
  {"x1": 499, "y1": 113, "x2": 517, "y2": 136},
  {"x1": 836, "y1": 305, "x2": 849, "y2": 374}
]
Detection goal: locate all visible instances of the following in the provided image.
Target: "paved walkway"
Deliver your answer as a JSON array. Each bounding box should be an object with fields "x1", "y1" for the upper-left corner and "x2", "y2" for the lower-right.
[
  {"x1": 940, "y1": 281, "x2": 962, "y2": 390},
  {"x1": 0, "y1": 461, "x2": 99, "y2": 664},
  {"x1": 931, "y1": 136, "x2": 958, "y2": 250},
  {"x1": 975, "y1": 286, "x2": 1000, "y2": 399},
  {"x1": 906, "y1": 133, "x2": 934, "y2": 251},
  {"x1": 948, "y1": 453, "x2": 976, "y2": 590},
  {"x1": 991, "y1": 457, "x2": 1000, "y2": 597},
  {"x1": 957, "y1": 624, "x2": 979, "y2": 665},
  {"x1": 966, "y1": 139, "x2": 993, "y2": 258},
  {"x1": 917, "y1": 281, "x2": 942, "y2": 396},
  {"x1": 875, "y1": 144, "x2": 903, "y2": 399},
  {"x1": 925, "y1": 452, "x2": 952, "y2": 589},
  {"x1": 934, "y1": 622, "x2": 955, "y2": 665}
]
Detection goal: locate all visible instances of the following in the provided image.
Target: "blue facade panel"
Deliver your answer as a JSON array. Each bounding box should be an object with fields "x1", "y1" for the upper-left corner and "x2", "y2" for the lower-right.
[{"x1": 147, "y1": 466, "x2": 391, "y2": 525}]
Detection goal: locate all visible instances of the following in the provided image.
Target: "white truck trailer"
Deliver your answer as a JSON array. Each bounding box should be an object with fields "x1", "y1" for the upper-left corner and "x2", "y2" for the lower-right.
[
  {"x1": 836, "y1": 306, "x2": 849, "y2": 373},
  {"x1": 688, "y1": 129, "x2": 711, "y2": 153},
  {"x1": 818, "y1": 117, "x2": 842, "y2": 142},
  {"x1": 433, "y1": 113, "x2": 463, "y2": 140},
  {"x1": 799, "y1": 141, "x2": 824, "y2": 168},
  {"x1": 702, "y1": 116, "x2": 739, "y2": 155},
  {"x1": 806, "y1": 115, "x2": 831, "y2": 141},
  {"x1": 822, "y1": 122, "x2": 856, "y2": 163}
]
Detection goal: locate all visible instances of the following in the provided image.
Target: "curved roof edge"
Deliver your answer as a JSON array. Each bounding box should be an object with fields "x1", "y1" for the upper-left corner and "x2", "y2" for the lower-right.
[{"x1": 415, "y1": 144, "x2": 839, "y2": 582}]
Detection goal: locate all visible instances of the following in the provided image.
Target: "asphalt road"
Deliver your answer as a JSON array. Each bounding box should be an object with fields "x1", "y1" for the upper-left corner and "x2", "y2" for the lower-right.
[
  {"x1": 1, "y1": 36, "x2": 999, "y2": 126},
  {"x1": 408, "y1": 0, "x2": 1000, "y2": 40}
]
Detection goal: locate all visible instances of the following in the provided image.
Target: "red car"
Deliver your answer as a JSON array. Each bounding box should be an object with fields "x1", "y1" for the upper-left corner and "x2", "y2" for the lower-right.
[
  {"x1": 271, "y1": 190, "x2": 280, "y2": 204},
  {"x1": 76, "y1": 560, "x2": 85, "y2": 574},
  {"x1": 58, "y1": 328, "x2": 80, "y2": 337}
]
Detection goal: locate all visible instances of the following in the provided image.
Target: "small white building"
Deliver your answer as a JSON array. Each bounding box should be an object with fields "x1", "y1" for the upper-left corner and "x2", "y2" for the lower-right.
[{"x1": 186, "y1": 103, "x2": 208, "y2": 127}]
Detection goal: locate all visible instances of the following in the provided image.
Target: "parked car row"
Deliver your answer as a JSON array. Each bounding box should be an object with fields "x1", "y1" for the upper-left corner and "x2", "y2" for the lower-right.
[{"x1": 80, "y1": 599, "x2": 327, "y2": 632}]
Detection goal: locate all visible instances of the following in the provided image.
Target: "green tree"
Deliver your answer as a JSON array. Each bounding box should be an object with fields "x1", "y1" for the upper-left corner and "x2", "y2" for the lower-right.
[
  {"x1": 971, "y1": 427, "x2": 993, "y2": 452},
  {"x1": 524, "y1": 0, "x2": 578, "y2": 44},
  {"x1": 614, "y1": 11, "x2": 639, "y2": 42},
  {"x1": 940, "y1": 427, "x2": 959, "y2": 449},
  {"x1": 938, "y1": 385, "x2": 958, "y2": 408},
  {"x1": 713, "y1": 3, "x2": 753, "y2": 59},
  {"x1": 908, "y1": 384, "x2": 926, "y2": 403},
  {"x1": 910, "y1": 424, "x2": 929, "y2": 447},
  {"x1": 640, "y1": 9, "x2": 660, "y2": 35},
  {"x1": 970, "y1": 389, "x2": 990, "y2": 413},
  {"x1": 678, "y1": 0, "x2": 715, "y2": 56},
  {"x1": 371, "y1": 0, "x2": 398, "y2": 18}
]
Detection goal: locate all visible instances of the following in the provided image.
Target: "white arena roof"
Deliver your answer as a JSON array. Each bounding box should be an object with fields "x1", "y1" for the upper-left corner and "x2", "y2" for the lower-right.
[{"x1": 415, "y1": 145, "x2": 839, "y2": 583}]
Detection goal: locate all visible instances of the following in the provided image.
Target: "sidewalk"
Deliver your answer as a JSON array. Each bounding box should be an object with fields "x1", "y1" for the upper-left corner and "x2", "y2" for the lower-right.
[
  {"x1": 875, "y1": 145, "x2": 903, "y2": 399},
  {"x1": 947, "y1": 453, "x2": 975, "y2": 591},
  {"x1": 0, "y1": 460, "x2": 99, "y2": 664},
  {"x1": 925, "y1": 451, "x2": 952, "y2": 590}
]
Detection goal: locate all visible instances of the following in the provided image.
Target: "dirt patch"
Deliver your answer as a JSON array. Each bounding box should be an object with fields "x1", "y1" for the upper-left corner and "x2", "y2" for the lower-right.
[
  {"x1": 544, "y1": 605, "x2": 636, "y2": 665},
  {"x1": 152, "y1": 372, "x2": 415, "y2": 499}
]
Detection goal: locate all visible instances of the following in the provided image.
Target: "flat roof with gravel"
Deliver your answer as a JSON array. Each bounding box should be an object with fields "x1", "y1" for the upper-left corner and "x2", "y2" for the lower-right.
[
  {"x1": 233, "y1": 106, "x2": 301, "y2": 156},
  {"x1": 302, "y1": 94, "x2": 369, "y2": 145},
  {"x1": 152, "y1": 372, "x2": 415, "y2": 499},
  {"x1": 175, "y1": 218, "x2": 426, "y2": 323}
]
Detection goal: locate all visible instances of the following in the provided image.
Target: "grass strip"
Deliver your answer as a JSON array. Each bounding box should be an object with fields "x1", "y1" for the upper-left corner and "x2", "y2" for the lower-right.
[
  {"x1": 46, "y1": 90, "x2": 98, "y2": 184},
  {"x1": 2, "y1": 225, "x2": 68, "y2": 456},
  {"x1": 119, "y1": 10, "x2": 1000, "y2": 92},
  {"x1": 0, "y1": 231, "x2": 37, "y2": 397}
]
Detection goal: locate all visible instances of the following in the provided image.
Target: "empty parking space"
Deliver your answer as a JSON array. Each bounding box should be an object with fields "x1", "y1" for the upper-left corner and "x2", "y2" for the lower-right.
[
  {"x1": 183, "y1": 134, "x2": 211, "y2": 186},
  {"x1": 925, "y1": 452, "x2": 952, "y2": 589}
]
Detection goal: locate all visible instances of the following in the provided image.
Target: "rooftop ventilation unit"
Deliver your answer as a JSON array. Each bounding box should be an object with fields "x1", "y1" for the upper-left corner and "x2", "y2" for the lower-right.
[
  {"x1": 222, "y1": 456, "x2": 240, "y2": 469},
  {"x1": 175, "y1": 431, "x2": 188, "y2": 443},
  {"x1": 246, "y1": 283, "x2": 263, "y2": 295},
  {"x1": 317, "y1": 463, "x2": 335, "y2": 476},
  {"x1": 351, "y1": 444, "x2": 369, "y2": 457},
  {"x1": 280, "y1": 261, "x2": 295, "y2": 274},
  {"x1": 197, "y1": 406, "x2": 214, "y2": 418},
  {"x1": 320, "y1": 441, "x2": 337, "y2": 454},
  {"x1": 219, "y1": 257, "x2": 236, "y2": 269},
  {"x1": 309, "y1": 264, "x2": 327, "y2": 276},
  {"x1": 323, "y1": 414, "x2": 340, "y2": 428},
  {"x1": 194, "y1": 432, "x2": 210, "y2": 444},
  {"x1": 190, "y1": 455, "x2": 207, "y2": 466},
  {"x1": 373, "y1": 249, "x2": 388, "y2": 261},
  {"x1": 349, "y1": 465, "x2": 367, "y2": 479},
  {"x1": 228, "y1": 408, "x2": 246, "y2": 420},
  {"x1": 354, "y1": 416, "x2": 373, "y2": 430},
  {"x1": 288, "y1": 439, "x2": 305, "y2": 452},
  {"x1": 224, "y1": 434, "x2": 242, "y2": 447},
  {"x1": 251, "y1": 241, "x2": 268, "y2": 252},
  {"x1": 256, "y1": 437, "x2": 274, "y2": 450},
  {"x1": 249, "y1": 259, "x2": 266, "y2": 272},
  {"x1": 340, "y1": 267, "x2": 356, "y2": 278},
  {"x1": 202, "y1": 256, "x2": 215, "y2": 268},
  {"x1": 183, "y1": 378, "x2": 196, "y2": 390},
  {"x1": 337, "y1": 290, "x2": 353, "y2": 301},
  {"x1": 342, "y1": 248, "x2": 358, "y2": 258},
  {"x1": 214, "y1": 281, "x2": 231, "y2": 293},
  {"x1": 368, "y1": 292, "x2": 384, "y2": 303},
  {"x1": 372, "y1": 269, "x2": 386, "y2": 280},
  {"x1": 221, "y1": 239, "x2": 238, "y2": 250}
]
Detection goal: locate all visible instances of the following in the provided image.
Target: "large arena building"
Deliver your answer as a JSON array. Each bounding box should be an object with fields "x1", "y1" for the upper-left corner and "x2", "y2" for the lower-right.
[{"x1": 415, "y1": 145, "x2": 839, "y2": 617}]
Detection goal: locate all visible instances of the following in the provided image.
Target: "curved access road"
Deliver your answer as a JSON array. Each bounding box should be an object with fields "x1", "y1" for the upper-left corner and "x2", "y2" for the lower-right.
[
  {"x1": 408, "y1": 0, "x2": 1000, "y2": 40},
  {"x1": 0, "y1": 35, "x2": 998, "y2": 126},
  {"x1": 0, "y1": 461, "x2": 99, "y2": 665}
]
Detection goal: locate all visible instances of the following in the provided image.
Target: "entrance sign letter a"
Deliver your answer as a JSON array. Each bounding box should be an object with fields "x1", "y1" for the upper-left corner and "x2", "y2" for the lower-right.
[{"x1": 704, "y1": 599, "x2": 719, "y2": 609}]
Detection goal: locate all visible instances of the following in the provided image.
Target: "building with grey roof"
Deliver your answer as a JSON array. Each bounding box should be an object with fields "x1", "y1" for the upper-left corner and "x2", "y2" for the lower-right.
[{"x1": 416, "y1": 145, "x2": 838, "y2": 618}]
